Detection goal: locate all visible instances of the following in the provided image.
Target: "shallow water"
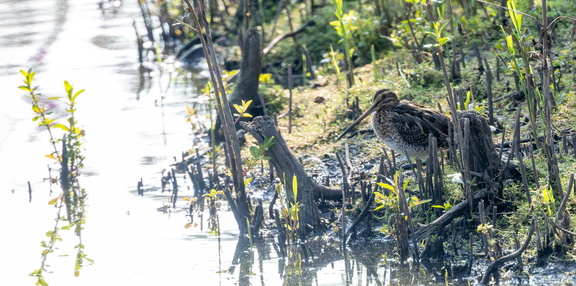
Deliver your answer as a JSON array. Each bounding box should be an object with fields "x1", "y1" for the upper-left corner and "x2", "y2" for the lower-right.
[
  {"x1": 0, "y1": 0, "x2": 242, "y2": 284},
  {"x1": 0, "y1": 1, "x2": 376, "y2": 285}
]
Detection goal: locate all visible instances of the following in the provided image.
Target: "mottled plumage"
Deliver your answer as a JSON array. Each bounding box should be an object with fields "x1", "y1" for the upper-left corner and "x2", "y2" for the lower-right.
[{"x1": 337, "y1": 89, "x2": 451, "y2": 158}]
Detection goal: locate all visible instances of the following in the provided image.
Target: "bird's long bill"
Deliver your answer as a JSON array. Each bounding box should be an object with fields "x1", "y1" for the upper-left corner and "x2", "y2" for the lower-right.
[{"x1": 336, "y1": 105, "x2": 377, "y2": 141}]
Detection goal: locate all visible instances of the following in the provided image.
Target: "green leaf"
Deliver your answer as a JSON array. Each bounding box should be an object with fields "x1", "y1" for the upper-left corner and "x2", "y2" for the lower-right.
[
  {"x1": 37, "y1": 277, "x2": 48, "y2": 286},
  {"x1": 241, "y1": 100, "x2": 253, "y2": 110},
  {"x1": 233, "y1": 104, "x2": 243, "y2": 113},
  {"x1": 53, "y1": 124, "x2": 70, "y2": 131},
  {"x1": 374, "y1": 205, "x2": 385, "y2": 211},
  {"x1": 264, "y1": 136, "x2": 275, "y2": 148},
  {"x1": 64, "y1": 81, "x2": 72, "y2": 93},
  {"x1": 48, "y1": 197, "x2": 59, "y2": 205},
  {"x1": 410, "y1": 198, "x2": 431, "y2": 207},
  {"x1": 377, "y1": 182, "x2": 395, "y2": 191},
  {"x1": 403, "y1": 178, "x2": 410, "y2": 191},
  {"x1": 72, "y1": 89, "x2": 85, "y2": 101},
  {"x1": 249, "y1": 146, "x2": 259, "y2": 158},
  {"x1": 292, "y1": 175, "x2": 298, "y2": 201}
]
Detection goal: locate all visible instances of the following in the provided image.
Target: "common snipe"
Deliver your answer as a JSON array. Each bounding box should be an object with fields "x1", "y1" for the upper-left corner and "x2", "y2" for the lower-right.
[{"x1": 337, "y1": 89, "x2": 451, "y2": 158}]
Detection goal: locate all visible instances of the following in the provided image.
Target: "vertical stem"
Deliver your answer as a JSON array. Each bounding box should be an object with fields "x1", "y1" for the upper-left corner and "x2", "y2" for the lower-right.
[
  {"x1": 185, "y1": 0, "x2": 249, "y2": 235},
  {"x1": 541, "y1": 0, "x2": 563, "y2": 197},
  {"x1": 288, "y1": 64, "x2": 293, "y2": 133},
  {"x1": 484, "y1": 58, "x2": 494, "y2": 125}
]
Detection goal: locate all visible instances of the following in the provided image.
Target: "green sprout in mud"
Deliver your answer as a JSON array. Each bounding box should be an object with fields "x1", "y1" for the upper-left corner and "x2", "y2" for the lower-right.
[
  {"x1": 277, "y1": 175, "x2": 302, "y2": 276},
  {"x1": 20, "y1": 69, "x2": 92, "y2": 285},
  {"x1": 459, "y1": 90, "x2": 485, "y2": 115},
  {"x1": 245, "y1": 136, "x2": 275, "y2": 170},
  {"x1": 184, "y1": 105, "x2": 200, "y2": 131},
  {"x1": 539, "y1": 185, "x2": 557, "y2": 216},
  {"x1": 374, "y1": 172, "x2": 430, "y2": 236},
  {"x1": 374, "y1": 176, "x2": 430, "y2": 215}
]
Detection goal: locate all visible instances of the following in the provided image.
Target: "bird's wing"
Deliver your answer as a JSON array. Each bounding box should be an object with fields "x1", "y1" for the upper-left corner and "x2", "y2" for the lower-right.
[{"x1": 391, "y1": 102, "x2": 451, "y2": 147}]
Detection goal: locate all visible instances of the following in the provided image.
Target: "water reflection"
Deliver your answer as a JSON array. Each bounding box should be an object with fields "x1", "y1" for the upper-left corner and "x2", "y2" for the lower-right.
[{"x1": 223, "y1": 235, "x2": 420, "y2": 286}]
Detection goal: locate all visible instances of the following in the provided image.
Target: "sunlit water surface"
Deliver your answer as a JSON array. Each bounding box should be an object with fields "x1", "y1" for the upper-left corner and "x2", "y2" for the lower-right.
[{"x1": 0, "y1": 0, "x2": 250, "y2": 285}]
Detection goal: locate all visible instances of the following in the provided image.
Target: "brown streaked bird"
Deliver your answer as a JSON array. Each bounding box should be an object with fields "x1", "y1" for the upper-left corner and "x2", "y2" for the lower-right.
[{"x1": 337, "y1": 89, "x2": 451, "y2": 159}]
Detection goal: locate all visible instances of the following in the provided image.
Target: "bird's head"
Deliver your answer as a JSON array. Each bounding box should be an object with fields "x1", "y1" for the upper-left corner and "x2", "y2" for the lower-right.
[
  {"x1": 371, "y1": 89, "x2": 400, "y2": 111},
  {"x1": 336, "y1": 89, "x2": 399, "y2": 141}
]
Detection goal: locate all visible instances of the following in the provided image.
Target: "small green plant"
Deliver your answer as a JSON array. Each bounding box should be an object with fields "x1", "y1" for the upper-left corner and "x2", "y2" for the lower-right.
[
  {"x1": 328, "y1": 44, "x2": 342, "y2": 88},
  {"x1": 233, "y1": 99, "x2": 253, "y2": 123},
  {"x1": 19, "y1": 69, "x2": 92, "y2": 285},
  {"x1": 459, "y1": 90, "x2": 486, "y2": 114},
  {"x1": 277, "y1": 175, "x2": 302, "y2": 276},
  {"x1": 204, "y1": 189, "x2": 224, "y2": 235},
  {"x1": 374, "y1": 176, "x2": 430, "y2": 218},
  {"x1": 245, "y1": 136, "x2": 274, "y2": 170},
  {"x1": 331, "y1": 0, "x2": 355, "y2": 87},
  {"x1": 431, "y1": 201, "x2": 453, "y2": 212},
  {"x1": 374, "y1": 171, "x2": 428, "y2": 261},
  {"x1": 476, "y1": 222, "x2": 494, "y2": 235},
  {"x1": 498, "y1": 0, "x2": 542, "y2": 142},
  {"x1": 200, "y1": 81, "x2": 221, "y2": 182}
]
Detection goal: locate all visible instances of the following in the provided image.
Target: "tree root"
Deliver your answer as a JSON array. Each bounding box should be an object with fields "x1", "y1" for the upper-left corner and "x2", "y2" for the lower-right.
[{"x1": 481, "y1": 219, "x2": 535, "y2": 285}]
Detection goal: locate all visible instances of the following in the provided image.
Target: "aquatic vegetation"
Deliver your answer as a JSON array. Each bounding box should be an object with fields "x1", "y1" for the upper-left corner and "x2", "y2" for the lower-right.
[{"x1": 19, "y1": 69, "x2": 91, "y2": 285}]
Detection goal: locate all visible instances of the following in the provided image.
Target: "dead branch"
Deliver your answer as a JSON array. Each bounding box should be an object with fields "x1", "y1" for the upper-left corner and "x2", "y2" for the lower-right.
[
  {"x1": 414, "y1": 190, "x2": 491, "y2": 242},
  {"x1": 482, "y1": 219, "x2": 535, "y2": 285},
  {"x1": 345, "y1": 191, "x2": 375, "y2": 244},
  {"x1": 551, "y1": 220, "x2": 576, "y2": 237},
  {"x1": 263, "y1": 20, "x2": 314, "y2": 56}
]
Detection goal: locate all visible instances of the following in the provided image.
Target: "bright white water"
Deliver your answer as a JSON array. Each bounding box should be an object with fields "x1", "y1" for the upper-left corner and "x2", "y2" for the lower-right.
[{"x1": 0, "y1": 0, "x2": 247, "y2": 284}]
